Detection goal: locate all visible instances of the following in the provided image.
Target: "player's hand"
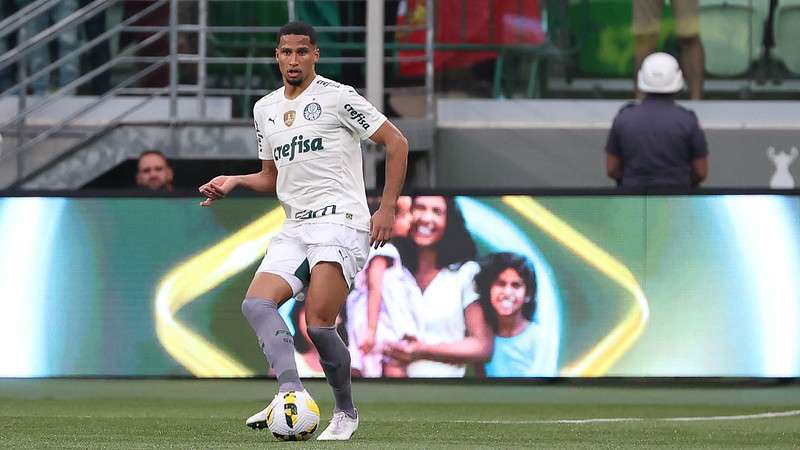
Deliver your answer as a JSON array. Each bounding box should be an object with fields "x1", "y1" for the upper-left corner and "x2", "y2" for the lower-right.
[
  {"x1": 370, "y1": 205, "x2": 395, "y2": 248},
  {"x1": 198, "y1": 176, "x2": 237, "y2": 206},
  {"x1": 359, "y1": 329, "x2": 377, "y2": 354}
]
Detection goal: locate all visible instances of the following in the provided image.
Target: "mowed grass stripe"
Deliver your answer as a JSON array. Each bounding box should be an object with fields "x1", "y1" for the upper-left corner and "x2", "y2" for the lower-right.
[{"x1": 0, "y1": 380, "x2": 798, "y2": 449}]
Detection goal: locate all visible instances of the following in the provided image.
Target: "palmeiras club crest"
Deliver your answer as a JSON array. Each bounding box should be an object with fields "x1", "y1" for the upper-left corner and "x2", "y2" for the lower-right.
[
  {"x1": 284, "y1": 110, "x2": 296, "y2": 127},
  {"x1": 303, "y1": 102, "x2": 322, "y2": 121}
]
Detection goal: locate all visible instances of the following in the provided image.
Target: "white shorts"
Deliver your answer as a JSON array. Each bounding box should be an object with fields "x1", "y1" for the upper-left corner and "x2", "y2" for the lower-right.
[{"x1": 257, "y1": 222, "x2": 370, "y2": 296}]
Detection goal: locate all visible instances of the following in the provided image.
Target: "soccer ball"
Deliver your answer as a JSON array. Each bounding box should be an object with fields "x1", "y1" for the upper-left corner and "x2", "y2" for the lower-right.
[{"x1": 266, "y1": 390, "x2": 320, "y2": 441}]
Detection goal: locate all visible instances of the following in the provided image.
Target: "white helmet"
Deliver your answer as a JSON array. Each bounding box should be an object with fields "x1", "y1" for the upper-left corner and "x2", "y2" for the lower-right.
[{"x1": 637, "y1": 52, "x2": 684, "y2": 94}]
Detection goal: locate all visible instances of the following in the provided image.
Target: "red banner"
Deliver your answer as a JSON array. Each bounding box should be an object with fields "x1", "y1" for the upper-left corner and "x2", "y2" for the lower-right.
[{"x1": 397, "y1": 0, "x2": 545, "y2": 77}]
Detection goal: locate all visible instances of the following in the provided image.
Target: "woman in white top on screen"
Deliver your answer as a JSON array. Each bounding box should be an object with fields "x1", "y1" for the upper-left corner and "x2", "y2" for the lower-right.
[{"x1": 384, "y1": 196, "x2": 492, "y2": 377}]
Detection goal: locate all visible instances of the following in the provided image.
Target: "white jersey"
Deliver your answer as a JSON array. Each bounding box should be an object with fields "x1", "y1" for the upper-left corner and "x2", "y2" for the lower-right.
[{"x1": 253, "y1": 75, "x2": 387, "y2": 232}]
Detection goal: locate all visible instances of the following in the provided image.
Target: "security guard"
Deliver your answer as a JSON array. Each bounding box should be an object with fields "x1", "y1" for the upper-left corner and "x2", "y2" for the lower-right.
[{"x1": 606, "y1": 52, "x2": 708, "y2": 188}]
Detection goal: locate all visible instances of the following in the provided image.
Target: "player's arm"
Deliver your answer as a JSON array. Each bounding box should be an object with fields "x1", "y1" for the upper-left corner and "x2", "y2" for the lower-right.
[
  {"x1": 199, "y1": 160, "x2": 277, "y2": 206},
  {"x1": 368, "y1": 120, "x2": 409, "y2": 248},
  {"x1": 360, "y1": 255, "x2": 391, "y2": 353}
]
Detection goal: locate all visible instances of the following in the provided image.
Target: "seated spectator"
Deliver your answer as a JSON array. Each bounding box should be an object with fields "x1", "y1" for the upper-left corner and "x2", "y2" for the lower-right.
[
  {"x1": 606, "y1": 53, "x2": 709, "y2": 188},
  {"x1": 136, "y1": 150, "x2": 174, "y2": 192}
]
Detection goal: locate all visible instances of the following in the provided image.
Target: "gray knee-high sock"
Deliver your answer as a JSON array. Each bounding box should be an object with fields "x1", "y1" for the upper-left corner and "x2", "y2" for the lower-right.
[
  {"x1": 307, "y1": 325, "x2": 356, "y2": 417},
  {"x1": 241, "y1": 298, "x2": 304, "y2": 393}
]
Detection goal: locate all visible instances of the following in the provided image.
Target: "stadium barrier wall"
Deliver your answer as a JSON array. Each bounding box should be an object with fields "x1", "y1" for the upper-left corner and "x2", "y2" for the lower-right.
[{"x1": 0, "y1": 191, "x2": 798, "y2": 378}]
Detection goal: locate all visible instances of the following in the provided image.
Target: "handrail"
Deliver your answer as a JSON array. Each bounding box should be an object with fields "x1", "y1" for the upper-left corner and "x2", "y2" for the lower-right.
[
  {"x1": 0, "y1": 0, "x2": 59, "y2": 41},
  {"x1": 0, "y1": 0, "x2": 169, "y2": 102},
  {"x1": 0, "y1": 31, "x2": 167, "y2": 133},
  {"x1": 0, "y1": 60, "x2": 168, "y2": 165},
  {"x1": 0, "y1": 0, "x2": 112, "y2": 72},
  {"x1": 6, "y1": 90, "x2": 167, "y2": 190}
]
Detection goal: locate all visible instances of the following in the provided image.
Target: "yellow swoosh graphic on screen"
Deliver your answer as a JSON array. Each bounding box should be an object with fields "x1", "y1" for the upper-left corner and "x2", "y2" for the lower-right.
[
  {"x1": 154, "y1": 206, "x2": 285, "y2": 377},
  {"x1": 502, "y1": 196, "x2": 650, "y2": 376}
]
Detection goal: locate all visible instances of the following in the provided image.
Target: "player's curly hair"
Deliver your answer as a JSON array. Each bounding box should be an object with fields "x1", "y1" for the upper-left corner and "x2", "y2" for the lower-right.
[
  {"x1": 276, "y1": 21, "x2": 317, "y2": 46},
  {"x1": 475, "y1": 252, "x2": 537, "y2": 334},
  {"x1": 394, "y1": 196, "x2": 477, "y2": 272}
]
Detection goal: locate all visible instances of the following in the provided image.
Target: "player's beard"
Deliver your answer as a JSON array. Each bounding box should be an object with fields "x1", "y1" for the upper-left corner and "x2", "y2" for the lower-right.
[{"x1": 286, "y1": 75, "x2": 304, "y2": 86}]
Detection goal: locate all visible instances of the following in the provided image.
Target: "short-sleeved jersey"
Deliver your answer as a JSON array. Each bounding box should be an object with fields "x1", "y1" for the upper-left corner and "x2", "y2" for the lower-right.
[
  {"x1": 605, "y1": 96, "x2": 708, "y2": 188},
  {"x1": 253, "y1": 75, "x2": 388, "y2": 232}
]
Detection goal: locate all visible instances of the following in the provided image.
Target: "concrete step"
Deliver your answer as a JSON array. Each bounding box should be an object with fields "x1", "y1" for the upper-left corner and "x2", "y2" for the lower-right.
[
  {"x1": 0, "y1": 95, "x2": 232, "y2": 127},
  {"x1": 0, "y1": 131, "x2": 89, "y2": 188}
]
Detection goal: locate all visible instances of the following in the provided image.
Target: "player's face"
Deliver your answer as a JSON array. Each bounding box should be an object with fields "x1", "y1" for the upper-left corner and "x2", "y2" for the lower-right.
[
  {"x1": 392, "y1": 196, "x2": 412, "y2": 237},
  {"x1": 489, "y1": 268, "x2": 527, "y2": 318},
  {"x1": 136, "y1": 154, "x2": 173, "y2": 191},
  {"x1": 275, "y1": 35, "x2": 319, "y2": 87},
  {"x1": 411, "y1": 196, "x2": 447, "y2": 247}
]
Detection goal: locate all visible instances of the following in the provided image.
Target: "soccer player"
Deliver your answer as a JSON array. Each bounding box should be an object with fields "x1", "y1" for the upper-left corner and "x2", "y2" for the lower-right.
[{"x1": 198, "y1": 21, "x2": 408, "y2": 440}]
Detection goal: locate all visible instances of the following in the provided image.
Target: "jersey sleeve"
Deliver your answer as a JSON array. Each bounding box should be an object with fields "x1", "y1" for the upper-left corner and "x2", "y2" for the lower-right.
[
  {"x1": 253, "y1": 112, "x2": 272, "y2": 161},
  {"x1": 458, "y1": 261, "x2": 481, "y2": 309},
  {"x1": 337, "y1": 86, "x2": 388, "y2": 141}
]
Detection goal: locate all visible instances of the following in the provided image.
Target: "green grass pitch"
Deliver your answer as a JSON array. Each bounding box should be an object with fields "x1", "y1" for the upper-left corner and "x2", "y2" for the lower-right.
[{"x1": 1, "y1": 379, "x2": 799, "y2": 448}]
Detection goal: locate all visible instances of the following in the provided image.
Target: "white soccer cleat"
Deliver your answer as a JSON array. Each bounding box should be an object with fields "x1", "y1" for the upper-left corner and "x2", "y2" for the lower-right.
[
  {"x1": 245, "y1": 405, "x2": 270, "y2": 430},
  {"x1": 316, "y1": 410, "x2": 359, "y2": 441},
  {"x1": 245, "y1": 392, "x2": 282, "y2": 430}
]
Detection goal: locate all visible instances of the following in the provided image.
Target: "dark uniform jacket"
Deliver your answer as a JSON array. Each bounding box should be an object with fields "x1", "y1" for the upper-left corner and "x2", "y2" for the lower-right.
[{"x1": 605, "y1": 96, "x2": 708, "y2": 187}]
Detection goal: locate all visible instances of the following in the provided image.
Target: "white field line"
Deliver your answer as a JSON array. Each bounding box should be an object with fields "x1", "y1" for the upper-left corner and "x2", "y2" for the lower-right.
[{"x1": 434, "y1": 410, "x2": 800, "y2": 425}]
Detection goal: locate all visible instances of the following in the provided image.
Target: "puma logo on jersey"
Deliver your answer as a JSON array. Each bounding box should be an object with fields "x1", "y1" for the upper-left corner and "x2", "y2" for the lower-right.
[
  {"x1": 273, "y1": 135, "x2": 324, "y2": 161},
  {"x1": 343, "y1": 104, "x2": 370, "y2": 130},
  {"x1": 268, "y1": 117, "x2": 275, "y2": 124}
]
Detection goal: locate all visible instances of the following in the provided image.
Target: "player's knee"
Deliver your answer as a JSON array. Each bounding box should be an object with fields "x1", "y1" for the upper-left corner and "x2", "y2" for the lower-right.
[
  {"x1": 241, "y1": 297, "x2": 276, "y2": 320},
  {"x1": 304, "y1": 310, "x2": 337, "y2": 328}
]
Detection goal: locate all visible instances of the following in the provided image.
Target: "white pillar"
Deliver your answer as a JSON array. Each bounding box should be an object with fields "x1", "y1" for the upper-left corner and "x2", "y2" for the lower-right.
[{"x1": 366, "y1": 0, "x2": 384, "y2": 112}]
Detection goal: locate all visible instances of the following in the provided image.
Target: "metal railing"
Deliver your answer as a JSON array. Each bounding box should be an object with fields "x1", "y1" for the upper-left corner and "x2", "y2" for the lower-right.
[
  {"x1": 0, "y1": 0, "x2": 437, "y2": 188},
  {"x1": 0, "y1": 0, "x2": 172, "y2": 185}
]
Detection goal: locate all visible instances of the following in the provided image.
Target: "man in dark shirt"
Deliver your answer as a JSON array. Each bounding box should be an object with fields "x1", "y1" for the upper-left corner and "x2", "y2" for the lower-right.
[{"x1": 606, "y1": 52, "x2": 708, "y2": 188}]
